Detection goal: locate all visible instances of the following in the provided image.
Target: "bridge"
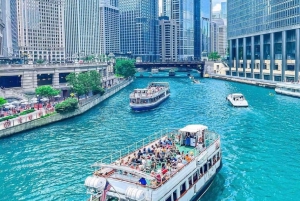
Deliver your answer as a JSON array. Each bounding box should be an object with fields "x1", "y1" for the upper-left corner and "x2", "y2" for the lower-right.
[{"x1": 134, "y1": 62, "x2": 205, "y2": 76}]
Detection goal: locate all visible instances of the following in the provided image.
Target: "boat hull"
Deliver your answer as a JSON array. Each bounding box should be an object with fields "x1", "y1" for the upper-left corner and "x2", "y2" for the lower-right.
[
  {"x1": 130, "y1": 94, "x2": 170, "y2": 111},
  {"x1": 190, "y1": 160, "x2": 223, "y2": 201}
]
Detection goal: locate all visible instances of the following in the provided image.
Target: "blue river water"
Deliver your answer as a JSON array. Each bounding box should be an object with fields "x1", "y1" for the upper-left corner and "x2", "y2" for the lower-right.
[{"x1": 1, "y1": 75, "x2": 300, "y2": 201}]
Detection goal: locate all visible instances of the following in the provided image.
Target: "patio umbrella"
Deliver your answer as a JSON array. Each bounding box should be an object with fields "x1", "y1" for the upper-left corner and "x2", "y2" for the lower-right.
[
  {"x1": 54, "y1": 95, "x2": 61, "y2": 98},
  {"x1": 21, "y1": 102, "x2": 29, "y2": 105},
  {"x1": 3, "y1": 103, "x2": 10, "y2": 106},
  {"x1": 41, "y1": 98, "x2": 49, "y2": 102},
  {"x1": 31, "y1": 97, "x2": 38, "y2": 101},
  {"x1": 11, "y1": 101, "x2": 20, "y2": 105},
  {"x1": 5, "y1": 104, "x2": 15, "y2": 109},
  {"x1": 31, "y1": 100, "x2": 38, "y2": 104}
]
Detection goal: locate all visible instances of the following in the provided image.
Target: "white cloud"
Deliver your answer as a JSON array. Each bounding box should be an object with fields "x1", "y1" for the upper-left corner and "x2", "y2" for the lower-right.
[
  {"x1": 213, "y1": 4, "x2": 221, "y2": 12},
  {"x1": 212, "y1": 0, "x2": 226, "y2": 7}
]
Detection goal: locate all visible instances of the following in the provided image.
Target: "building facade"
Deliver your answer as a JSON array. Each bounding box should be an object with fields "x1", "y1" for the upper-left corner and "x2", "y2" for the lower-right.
[
  {"x1": 2, "y1": 0, "x2": 19, "y2": 58},
  {"x1": 221, "y1": 2, "x2": 227, "y2": 19},
  {"x1": 65, "y1": 0, "x2": 120, "y2": 61},
  {"x1": 119, "y1": 0, "x2": 159, "y2": 62},
  {"x1": 159, "y1": 16, "x2": 178, "y2": 62},
  {"x1": 0, "y1": 0, "x2": 5, "y2": 56},
  {"x1": 17, "y1": 0, "x2": 65, "y2": 63},
  {"x1": 162, "y1": 0, "x2": 211, "y2": 61},
  {"x1": 228, "y1": 0, "x2": 300, "y2": 82},
  {"x1": 211, "y1": 18, "x2": 227, "y2": 58}
]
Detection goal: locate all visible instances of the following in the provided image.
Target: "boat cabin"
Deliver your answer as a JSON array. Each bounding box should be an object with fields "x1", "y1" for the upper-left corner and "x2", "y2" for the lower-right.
[
  {"x1": 176, "y1": 125, "x2": 208, "y2": 150},
  {"x1": 230, "y1": 93, "x2": 245, "y2": 101}
]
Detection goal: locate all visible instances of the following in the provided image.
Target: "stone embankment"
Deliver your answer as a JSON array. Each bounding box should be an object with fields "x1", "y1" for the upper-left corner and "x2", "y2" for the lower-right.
[
  {"x1": 0, "y1": 79, "x2": 133, "y2": 138},
  {"x1": 209, "y1": 74, "x2": 277, "y2": 88}
]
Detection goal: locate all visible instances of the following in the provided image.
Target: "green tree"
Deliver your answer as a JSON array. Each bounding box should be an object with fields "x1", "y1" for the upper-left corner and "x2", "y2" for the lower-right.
[
  {"x1": 35, "y1": 85, "x2": 60, "y2": 101},
  {"x1": 55, "y1": 98, "x2": 78, "y2": 113},
  {"x1": 208, "y1": 52, "x2": 221, "y2": 61},
  {"x1": 66, "y1": 71, "x2": 104, "y2": 98},
  {"x1": 115, "y1": 59, "x2": 136, "y2": 78},
  {"x1": 0, "y1": 97, "x2": 7, "y2": 106}
]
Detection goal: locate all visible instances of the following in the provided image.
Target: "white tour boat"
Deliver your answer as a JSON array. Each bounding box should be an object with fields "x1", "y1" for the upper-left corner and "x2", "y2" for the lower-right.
[
  {"x1": 275, "y1": 83, "x2": 300, "y2": 98},
  {"x1": 151, "y1": 69, "x2": 159, "y2": 74},
  {"x1": 129, "y1": 82, "x2": 170, "y2": 111},
  {"x1": 84, "y1": 124, "x2": 222, "y2": 201},
  {"x1": 226, "y1": 93, "x2": 248, "y2": 107}
]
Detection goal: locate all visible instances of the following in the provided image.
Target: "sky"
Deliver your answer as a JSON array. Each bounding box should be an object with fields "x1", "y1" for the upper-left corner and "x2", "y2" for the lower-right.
[{"x1": 212, "y1": 0, "x2": 226, "y2": 12}]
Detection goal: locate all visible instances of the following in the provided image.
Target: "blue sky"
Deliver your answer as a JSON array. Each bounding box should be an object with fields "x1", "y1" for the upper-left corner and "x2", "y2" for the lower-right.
[{"x1": 212, "y1": 0, "x2": 226, "y2": 12}]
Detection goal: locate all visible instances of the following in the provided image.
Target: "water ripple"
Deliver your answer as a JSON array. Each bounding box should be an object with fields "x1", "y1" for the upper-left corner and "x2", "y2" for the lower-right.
[{"x1": 1, "y1": 76, "x2": 300, "y2": 201}]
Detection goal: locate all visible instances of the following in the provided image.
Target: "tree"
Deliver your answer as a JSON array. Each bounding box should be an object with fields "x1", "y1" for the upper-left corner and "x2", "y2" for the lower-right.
[
  {"x1": 66, "y1": 71, "x2": 104, "y2": 98},
  {"x1": 0, "y1": 97, "x2": 7, "y2": 106},
  {"x1": 114, "y1": 59, "x2": 136, "y2": 78},
  {"x1": 208, "y1": 52, "x2": 221, "y2": 61},
  {"x1": 55, "y1": 98, "x2": 78, "y2": 113},
  {"x1": 35, "y1": 86, "x2": 60, "y2": 101}
]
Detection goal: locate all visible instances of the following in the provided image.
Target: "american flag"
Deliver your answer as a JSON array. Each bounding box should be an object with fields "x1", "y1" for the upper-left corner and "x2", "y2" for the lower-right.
[{"x1": 101, "y1": 181, "x2": 111, "y2": 201}]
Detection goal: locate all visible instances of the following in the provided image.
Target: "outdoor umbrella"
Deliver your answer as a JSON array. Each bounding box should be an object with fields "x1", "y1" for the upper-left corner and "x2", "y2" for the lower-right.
[
  {"x1": 5, "y1": 105, "x2": 15, "y2": 109},
  {"x1": 41, "y1": 98, "x2": 49, "y2": 102},
  {"x1": 54, "y1": 95, "x2": 61, "y2": 98},
  {"x1": 21, "y1": 102, "x2": 29, "y2": 105},
  {"x1": 31, "y1": 98, "x2": 38, "y2": 101},
  {"x1": 11, "y1": 101, "x2": 20, "y2": 105}
]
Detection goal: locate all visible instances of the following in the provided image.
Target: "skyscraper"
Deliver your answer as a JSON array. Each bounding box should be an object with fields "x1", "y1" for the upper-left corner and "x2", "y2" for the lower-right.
[
  {"x1": 17, "y1": 0, "x2": 65, "y2": 63},
  {"x1": 159, "y1": 16, "x2": 178, "y2": 62},
  {"x1": 211, "y1": 19, "x2": 227, "y2": 58},
  {"x1": 0, "y1": 0, "x2": 5, "y2": 56},
  {"x1": 119, "y1": 0, "x2": 159, "y2": 62},
  {"x1": 2, "y1": 0, "x2": 18, "y2": 57},
  {"x1": 65, "y1": 0, "x2": 120, "y2": 60},
  {"x1": 228, "y1": 0, "x2": 300, "y2": 82},
  {"x1": 163, "y1": 0, "x2": 211, "y2": 61},
  {"x1": 221, "y1": 2, "x2": 227, "y2": 19}
]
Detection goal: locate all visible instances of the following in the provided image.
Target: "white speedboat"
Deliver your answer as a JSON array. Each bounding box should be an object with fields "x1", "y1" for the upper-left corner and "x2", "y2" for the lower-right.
[
  {"x1": 226, "y1": 93, "x2": 248, "y2": 107},
  {"x1": 275, "y1": 83, "x2": 300, "y2": 98},
  {"x1": 129, "y1": 82, "x2": 170, "y2": 111},
  {"x1": 84, "y1": 124, "x2": 222, "y2": 201},
  {"x1": 151, "y1": 69, "x2": 159, "y2": 74}
]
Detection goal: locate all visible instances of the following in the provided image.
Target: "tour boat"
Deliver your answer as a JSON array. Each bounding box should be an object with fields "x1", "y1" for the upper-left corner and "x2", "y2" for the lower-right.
[
  {"x1": 275, "y1": 83, "x2": 300, "y2": 98},
  {"x1": 84, "y1": 124, "x2": 222, "y2": 201},
  {"x1": 129, "y1": 82, "x2": 170, "y2": 111},
  {"x1": 226, "y1": 93, "x2": 248, "y2": 107}
]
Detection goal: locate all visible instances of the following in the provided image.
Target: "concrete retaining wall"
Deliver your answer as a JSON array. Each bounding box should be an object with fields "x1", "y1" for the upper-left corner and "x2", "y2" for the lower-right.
[{"x1": 0, "y1": 79, "x2": 133, "y2": 138}]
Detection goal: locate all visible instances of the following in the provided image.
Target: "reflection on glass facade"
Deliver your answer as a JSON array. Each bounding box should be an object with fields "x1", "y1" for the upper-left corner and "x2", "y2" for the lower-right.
[
  {"x1": 228, "y1": 0, "x2": 300, "y2": 82},
  {"x1": 119, "y1": 0, "x2": 159, "y2": 62},
  {"x1": 169, "y1": 0, "x2": 211, "y2": 61}
]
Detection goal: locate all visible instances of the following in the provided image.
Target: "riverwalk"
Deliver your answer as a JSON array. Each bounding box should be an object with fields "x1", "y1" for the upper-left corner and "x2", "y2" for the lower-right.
[
  {"x1": 0, "y1": 78, "x2": 133, "y2": 138},
  {"x1": 209, "y1": 74, "x2": 278, "y2": 88}
]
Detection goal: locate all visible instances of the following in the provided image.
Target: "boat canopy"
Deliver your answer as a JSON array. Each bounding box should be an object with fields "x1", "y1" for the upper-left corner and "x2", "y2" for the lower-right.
[
  {"x1": 179, "y1": 124, "x2": 208, "y2": 133},
  {"x1": 231, "y1": 93, "x2": 244, "y2": 97}
]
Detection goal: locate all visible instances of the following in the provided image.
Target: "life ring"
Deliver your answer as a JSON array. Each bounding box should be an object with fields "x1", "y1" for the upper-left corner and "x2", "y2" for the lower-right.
[
  {"x1": 18, "y1": 118, "x2": 23, "y2": 124},
  {"x1": 4, "y1": 121, "x2": 11, "y2": 128},
  {"x1": 28, "y1": 115, "x2": 33, "y2": 120}
]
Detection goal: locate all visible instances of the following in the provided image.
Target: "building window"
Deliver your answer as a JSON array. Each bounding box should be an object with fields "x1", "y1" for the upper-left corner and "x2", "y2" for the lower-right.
[
  {"x1": 287, "y1": 65, "x2": 294, "y2": 71},
  {"x1": 180, "y1": 182, "x2": 186, "y2": 195},
  {"x1": 275, "y1": 64, "x2": 279, "y2": 70}
]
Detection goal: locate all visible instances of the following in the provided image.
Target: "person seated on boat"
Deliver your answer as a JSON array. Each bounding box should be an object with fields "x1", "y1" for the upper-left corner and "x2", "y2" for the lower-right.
[
  {"x1": 120, "y1": 159, "x2": 126, "y2": 165},
  {"x1": 185, "y1": 154, "x2": 192, "y2": 163},
  {"x1": 182, "y1": 158, "x2": 188, "y2": 165},
  {"x1": 147, "y1": 147, "x2": 153, "y2": 154},
  {"x1": 137, "y1": 150, "x2": 143, "y2": 158},
  {"x1": 181, "y1": 151, "x2": 185, "y2": 159},
  {"x1": 150, "y1": 170, "x2": 156, "y2": 177},
  {"x1": 151, "y1": 159, "x2": 157, "y2": 170},
  {"x1": 143, "y1": 148, "x2": 147, "y2": 155}
]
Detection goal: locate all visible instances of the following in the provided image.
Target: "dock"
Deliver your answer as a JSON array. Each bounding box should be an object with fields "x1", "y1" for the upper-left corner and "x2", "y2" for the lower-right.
[{"x1": 209, "y1": 74, "x2": 278, "y2": 89}]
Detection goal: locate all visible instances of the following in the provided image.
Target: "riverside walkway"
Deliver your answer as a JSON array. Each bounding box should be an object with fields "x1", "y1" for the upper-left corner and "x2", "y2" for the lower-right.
[
  {"x1": 209, "y1": 74, "x2": 278, "y2": 88},
  {"x1": 0, "y1": 78, "x2": 133, "y2": 138}
]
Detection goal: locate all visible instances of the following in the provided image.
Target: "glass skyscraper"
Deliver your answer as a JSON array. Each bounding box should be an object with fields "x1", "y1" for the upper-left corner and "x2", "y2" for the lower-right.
[
  {"x1": 163, "y1": 0, "x2": 211, "y2": 61},
  {"x1": 228, "y1": 0, "x2": 300, "y2": 82},
  {"x1": 119, "y1": 0, "x2": 159, "y2": 62}
]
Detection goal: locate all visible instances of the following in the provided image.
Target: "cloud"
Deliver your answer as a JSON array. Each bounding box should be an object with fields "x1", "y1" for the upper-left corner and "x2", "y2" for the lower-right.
[
  {"x1": 212, "y1": 0, "x2": 226, "y2": 7},
  {"x1": 213, "y1": 4, "x2": 221, "y2": 12}
]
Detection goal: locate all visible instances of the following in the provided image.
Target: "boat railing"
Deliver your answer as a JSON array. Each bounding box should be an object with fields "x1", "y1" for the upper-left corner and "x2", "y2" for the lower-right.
[
  {"x1": 129, "y1": 88, "x2": 168, "y2": 99},
  {"x1": 94, "y1": 128, "x2": 179, "y2": 165}
]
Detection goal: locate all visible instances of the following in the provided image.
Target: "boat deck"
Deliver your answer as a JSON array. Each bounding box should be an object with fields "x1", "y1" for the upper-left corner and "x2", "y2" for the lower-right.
[{"x1": 92, "y1": 130, "x2": 219, "y2": 189}]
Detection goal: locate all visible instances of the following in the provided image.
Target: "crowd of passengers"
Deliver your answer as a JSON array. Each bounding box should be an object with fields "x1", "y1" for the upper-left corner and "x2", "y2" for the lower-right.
[{"x1": 114, "y1": 138, "x2": 197, "y2": 185}]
